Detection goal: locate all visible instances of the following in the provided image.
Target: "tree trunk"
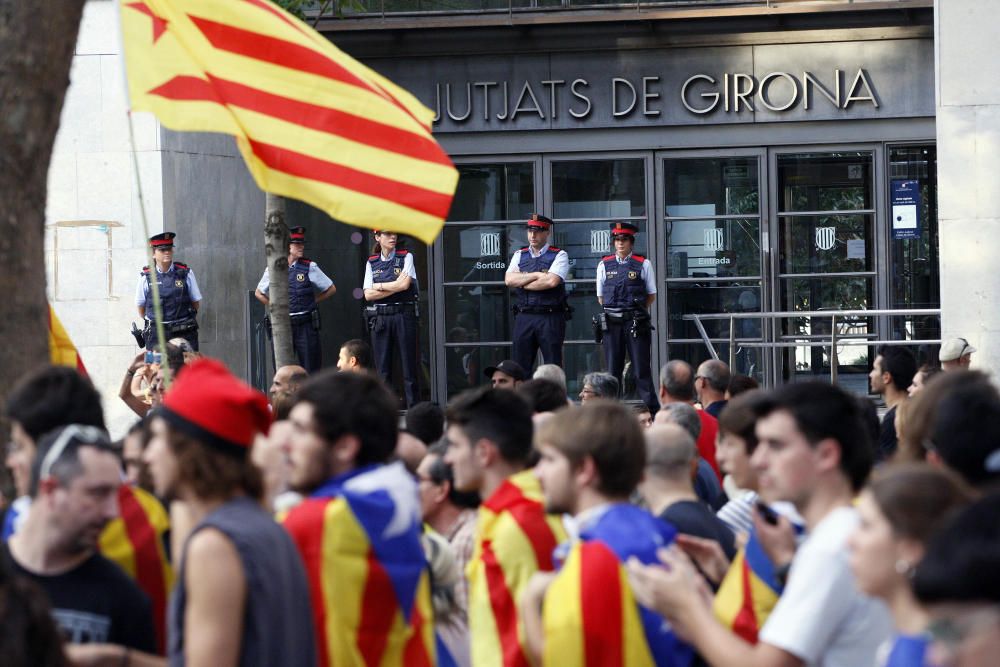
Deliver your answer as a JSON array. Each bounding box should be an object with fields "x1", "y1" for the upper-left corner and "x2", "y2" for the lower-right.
[
  {"x1": 264, "y1": 193, "x2": 296, "y2": 368},
  {"x1": 0, "y1": 1, "x2": 87, "y2": 413}
]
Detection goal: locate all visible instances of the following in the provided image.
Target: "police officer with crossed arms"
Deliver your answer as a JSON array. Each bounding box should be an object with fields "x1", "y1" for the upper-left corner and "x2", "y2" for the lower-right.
[
  {"x1": 505, "y1": 214, "x2": 571, "y2": 373},
  {"x1": 364, "y1": 229, "x2": 421, "y2": 407},
  {"x1": 255, "y1": 226, "x2": 336, "y2": 372},
  {"x1": 135, "y1": 232, "x2": 202, "y2": 351},
  {"x1": 595, "y1": 221, "x2": 657, "y2": 412}
]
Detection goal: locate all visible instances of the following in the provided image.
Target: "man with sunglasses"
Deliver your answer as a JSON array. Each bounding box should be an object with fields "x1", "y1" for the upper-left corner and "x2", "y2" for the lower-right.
[
  {"x1": 940, "y1": 337, "x2": 976, "y2": 371},
  {"x1": 3, "y1": 425, "x2": 156, "y2": 658}
]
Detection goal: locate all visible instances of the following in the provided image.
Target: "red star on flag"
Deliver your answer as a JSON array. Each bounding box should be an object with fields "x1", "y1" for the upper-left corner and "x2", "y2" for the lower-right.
[{"x1": 126, "y1": 1, "x2": 168, "y2": 44}]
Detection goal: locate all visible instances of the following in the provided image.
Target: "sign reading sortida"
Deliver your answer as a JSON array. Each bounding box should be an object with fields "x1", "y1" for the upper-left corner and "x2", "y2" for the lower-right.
[{"x1": 371, "y1": 39, "x2": 934, "y2": 132}]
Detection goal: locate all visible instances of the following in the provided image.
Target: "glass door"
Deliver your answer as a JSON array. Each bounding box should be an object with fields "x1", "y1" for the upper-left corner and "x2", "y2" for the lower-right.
[
  {"x1": 658, "y1": 153, "x2": 766, "y2": 384},
  {"x1": 772, "y1": 150, "x2": 878, "y2": 391}
]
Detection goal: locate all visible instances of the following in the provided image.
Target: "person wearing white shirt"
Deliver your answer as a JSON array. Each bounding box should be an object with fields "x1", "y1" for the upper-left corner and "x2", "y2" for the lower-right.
[
  {"x1": 135, "y1": 232, "x2": 202, "y2": 351},
  {"x1": 595, "y1": 221, "x2": 657, "y2": 412},
  {"x1": 504, "y1": 214, "x2": 570, "y2": 373},
  {"x1": 254, "y1": 226, "x2": 336, "y2": 372}
]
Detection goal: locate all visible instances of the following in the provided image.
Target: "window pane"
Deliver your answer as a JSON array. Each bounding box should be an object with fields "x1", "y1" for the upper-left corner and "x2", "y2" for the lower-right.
[
  {"x1": 781, "y1": 341, "x2": 872, "y2": 395},
  {"x1": 442, "y1": 224, "x2": 525, "y2": 283},
  {"x1": 780, "y1": 277, "x2": 873, "y2": 315},
  {"x1": 564, "y1": 285, "x2": 604, "y2": 342},
  {"x1": 888, "y1": 146, "x2": 940, "y2": 313},
  {"x1": 444, "y1": 284, "x2": 511, "y2": 344},
  {"x1": 779, "y1": 215, "x2": 873, "y2": 274},
  {"x1": 665, "y1": 218, "x2": 761, "y2": 278},
  {"x1": 664, "y1": 157, "x2": 759, "y2": 216},
  {"x1": 449, "y1": 163, "x2": 534, "y2": 222},
  {"x1": 665, "y1": 282, "x2": 762, "y2": 339},
  {"x1": 552, "y1": 159, "x2": 646, "y2": 219},
  {"x1": 445, "y1": 345, "x2": 512, "y2": 399},
  {"x1": 777, "y1": 152, "x2": 873, "y2": 212}
]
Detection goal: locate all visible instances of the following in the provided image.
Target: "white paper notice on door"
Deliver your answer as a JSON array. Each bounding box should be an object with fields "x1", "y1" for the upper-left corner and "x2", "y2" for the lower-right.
[
  {"x1": 892, "y1": 204, "x2": 918, "y2": 230},
  {"x1": 847, "y1": 239, "x2": 866, "y2": 260}
]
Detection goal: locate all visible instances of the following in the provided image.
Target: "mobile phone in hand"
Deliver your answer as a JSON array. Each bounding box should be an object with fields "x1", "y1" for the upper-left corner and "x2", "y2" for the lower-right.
[
  {"x1": 756, "y1": 500, "x2": 779, "y2": 526},
  {"x1": 145, "y1": 350, "x2": 162, "y2": 365}
]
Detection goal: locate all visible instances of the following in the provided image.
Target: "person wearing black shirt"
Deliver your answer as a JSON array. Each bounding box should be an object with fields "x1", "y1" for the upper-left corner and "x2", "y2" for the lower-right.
[
  {"x1": 5, "y1": 424, "x2": 156, "y2": 660},
  {"x1": 639, "y1": 423, "x2": 737, "y2": 561}
]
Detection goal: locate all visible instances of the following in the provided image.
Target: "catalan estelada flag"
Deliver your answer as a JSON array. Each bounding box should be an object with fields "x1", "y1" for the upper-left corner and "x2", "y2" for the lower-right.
[
  {"x1": 282, "y1": 463, "x2": 435, "y2": 666},
  {"x1": 119, "y1": 0, "x2": 458, "y2": 245},
  {"x1": 99, "y1": 485, "x2": 173, "y2": 654},
  {"x1": 713, "y1": 529, "x2": 785, "y2": 644},
  {"x1": 469, "y1": 470, "x2": 566, "y2": 667},
  {"x1": 542, "y1": 504, "x2": 693, "y2": 667},
  {"x1": 48, "y1": 303, "x2": 87, "y2": 375}
]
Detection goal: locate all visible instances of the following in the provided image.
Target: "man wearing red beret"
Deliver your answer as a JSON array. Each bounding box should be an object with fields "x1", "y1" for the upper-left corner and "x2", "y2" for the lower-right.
[{"x1": 143, "y1": 358, "x2": 316, "y2": 666}]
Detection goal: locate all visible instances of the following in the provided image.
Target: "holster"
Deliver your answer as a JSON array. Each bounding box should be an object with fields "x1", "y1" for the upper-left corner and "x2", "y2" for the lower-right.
[
  {"x1": 130, "y1": 322, "x2": 146, "y2": 348},
  {"x1": 311, "y1": 309, "x2": 321, "y2": 331},
  {"x1": 592, "y1": 314, "x2": 607, "y2": 344}
]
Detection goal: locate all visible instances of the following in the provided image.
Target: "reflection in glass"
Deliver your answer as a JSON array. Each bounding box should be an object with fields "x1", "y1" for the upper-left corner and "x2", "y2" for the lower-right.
[
  {"x1": 449, "y1": 163, "x2": 534, "y2": 222},
  {"x1": 444, "y1": 285, "x2": 511, "y2": 344},
  {"x1": 667, "y1": 342, "x2": 764, "y2": 385},
  {"x1": 782, "y1": 277, "x2": 871, "y2": 315},
  {"x1": 446, "y1": 345, "x2": 512, "y2": 398},
  {"x1": 442, "y1": 224, "x2": 526, "y2": 283},
  {"x1": 779, "y1": 215, "x2": 872, "y2": 274},
  {"x1": 666, "y1": 283, "x2": 762, "y2": 339},
  {"x1": 782, "y1": 342, "x2": 872, "y2": 395},
  {"x1": 665, "y1": 218, "x2": 761, "y2": 278},
  {"x1": 664, "y1": 157, "x2": 759, "y2": 216},
  {"x1": 552, "y1": 159, "x2": 646, "y2": 219},
  {"x1": 888, "y1": 146, "x2": 940, "y2": 330},
  {"x1": 777, "y1": 152, "x2": 873, "y2": 212}
]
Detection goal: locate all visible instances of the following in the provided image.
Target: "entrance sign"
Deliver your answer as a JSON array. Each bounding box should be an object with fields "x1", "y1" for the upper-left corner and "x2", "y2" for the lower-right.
[{"x1": 891, "y1": 180, "x2": 921, "y2": 240}]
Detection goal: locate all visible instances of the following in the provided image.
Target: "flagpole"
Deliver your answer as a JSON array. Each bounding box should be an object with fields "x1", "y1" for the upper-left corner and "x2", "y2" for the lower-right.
[{"x1": 117, "y1": 1, "x2": 171, "y2": 387}]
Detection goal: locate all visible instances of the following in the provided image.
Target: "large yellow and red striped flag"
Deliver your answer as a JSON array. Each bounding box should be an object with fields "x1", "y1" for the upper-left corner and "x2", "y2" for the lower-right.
[
  {"x1": 119, "y1": 0, "x2": 458, "y2": 244},
  {"x1": 48, "y1": 303, "x2": 87, "y2": 375},
  {"x1": 469, "y1": 470, "x2": 566, "y2": 667},
  {"x1": 99, "y1": 485, "x2": 173, "y2": 654}
]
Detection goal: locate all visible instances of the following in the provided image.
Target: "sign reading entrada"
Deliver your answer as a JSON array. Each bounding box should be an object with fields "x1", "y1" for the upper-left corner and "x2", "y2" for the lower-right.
[{"x1": 432, "y1": 68, "x2": 878, "y2": 123}]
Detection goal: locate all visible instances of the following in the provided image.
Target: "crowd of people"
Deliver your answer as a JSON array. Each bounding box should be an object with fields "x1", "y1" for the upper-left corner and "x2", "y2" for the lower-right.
[{"x1": 1, "y1": 331, "x2": 998, "y2": 667}]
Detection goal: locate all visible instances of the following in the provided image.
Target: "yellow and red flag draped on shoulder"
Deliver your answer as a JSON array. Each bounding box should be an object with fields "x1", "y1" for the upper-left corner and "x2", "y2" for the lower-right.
[
  {"x1": 119, "y1": 0, "x2": 457, "y2": 245},
  {"x1": 48, "y1": 304, "x2": 87, "y2": 375},
  {"x1": 542, "y1": 504, "x2": 692, "y2": 667},
  {"x1": 99, "y1": 485, "x2": 173, "y2": 654},
  {"x1": 469, "y1": 470, "x2": 566, "y2": 667},
  {"x1": 713, "y1": 527, "x2": 794, "y2": 644},
  {"x1": 282, "y1": 463, "x2": 435, "y2": 666}
]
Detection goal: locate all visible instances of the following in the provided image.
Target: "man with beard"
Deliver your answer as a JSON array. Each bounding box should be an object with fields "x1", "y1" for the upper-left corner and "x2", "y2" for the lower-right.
[
  {"x1": 282, "y1": 370, "x2": 436, "y2": 666},
  {"x1": 3, "y1": 424, "x2": 156, "y2": 656}
]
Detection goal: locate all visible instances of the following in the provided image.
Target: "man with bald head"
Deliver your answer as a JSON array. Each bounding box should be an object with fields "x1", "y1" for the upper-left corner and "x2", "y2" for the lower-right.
[
  {"x1": 269, "y1": 365, "x2": 307, "y2": 411},
  {"x1": 695, "y1": 360, "x2": 730, "y2": 419},
  {"x1": 640, "y1": 424, "x2": 736, "y2": 560},
  {"x1": 659, "y1": 360, "x2": 721, "y2": 482}
]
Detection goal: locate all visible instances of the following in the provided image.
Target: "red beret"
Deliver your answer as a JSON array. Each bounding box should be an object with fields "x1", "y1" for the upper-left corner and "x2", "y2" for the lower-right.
[{"x1": 158, "y1": 358, "x2": 271, "y2": 456}]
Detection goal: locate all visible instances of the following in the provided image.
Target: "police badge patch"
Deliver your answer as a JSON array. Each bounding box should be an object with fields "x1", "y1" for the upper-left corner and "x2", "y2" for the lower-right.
[
  {"x1": 175, "y1": 279, "x2": 184, "y2": 288},
  {"x1": 628, "y1": 270, "x2": 638, "y2": 280},
  {"x1": 296, "y1": 273, "x2": 306, "y2": 282},
  {"x1": 394, "y1": 267, "x2": 401, "y2": 275}
]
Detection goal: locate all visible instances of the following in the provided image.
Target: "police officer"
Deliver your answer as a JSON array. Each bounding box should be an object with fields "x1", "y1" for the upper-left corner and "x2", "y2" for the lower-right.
[
  {"x1": 254, "y1": 226, "x2": 336, "y2": 373},
  {"x1": 505, "y1": 214, "x2": 570, "y2": 372},
  {"x1": 596, "y1": 221, "x2": 657, "y2": 412},
  {"x1": 364, "y1": 230, "x2": 420, "y2": 407},
  {"x1": 136, "y1": 232, "x2": 202, "y2": 351}
]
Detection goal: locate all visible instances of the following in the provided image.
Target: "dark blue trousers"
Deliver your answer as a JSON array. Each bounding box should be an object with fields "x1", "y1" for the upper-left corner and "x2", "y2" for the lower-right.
[
  {"x1": 145, "y1": 323, "x2": 198, "y2": 352},
  {"x1": 292, "y1": 317, "x2": 322, "y2": 373},
  {"x1": 372, "y1": 311, "x2": 420, "y2": 407},
  {"x1": 512, "y1": 313, "x2": 565, "y2": 372},
  {"x1": 604, "y1": 318, "x2": 657, "y2": 412}
]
